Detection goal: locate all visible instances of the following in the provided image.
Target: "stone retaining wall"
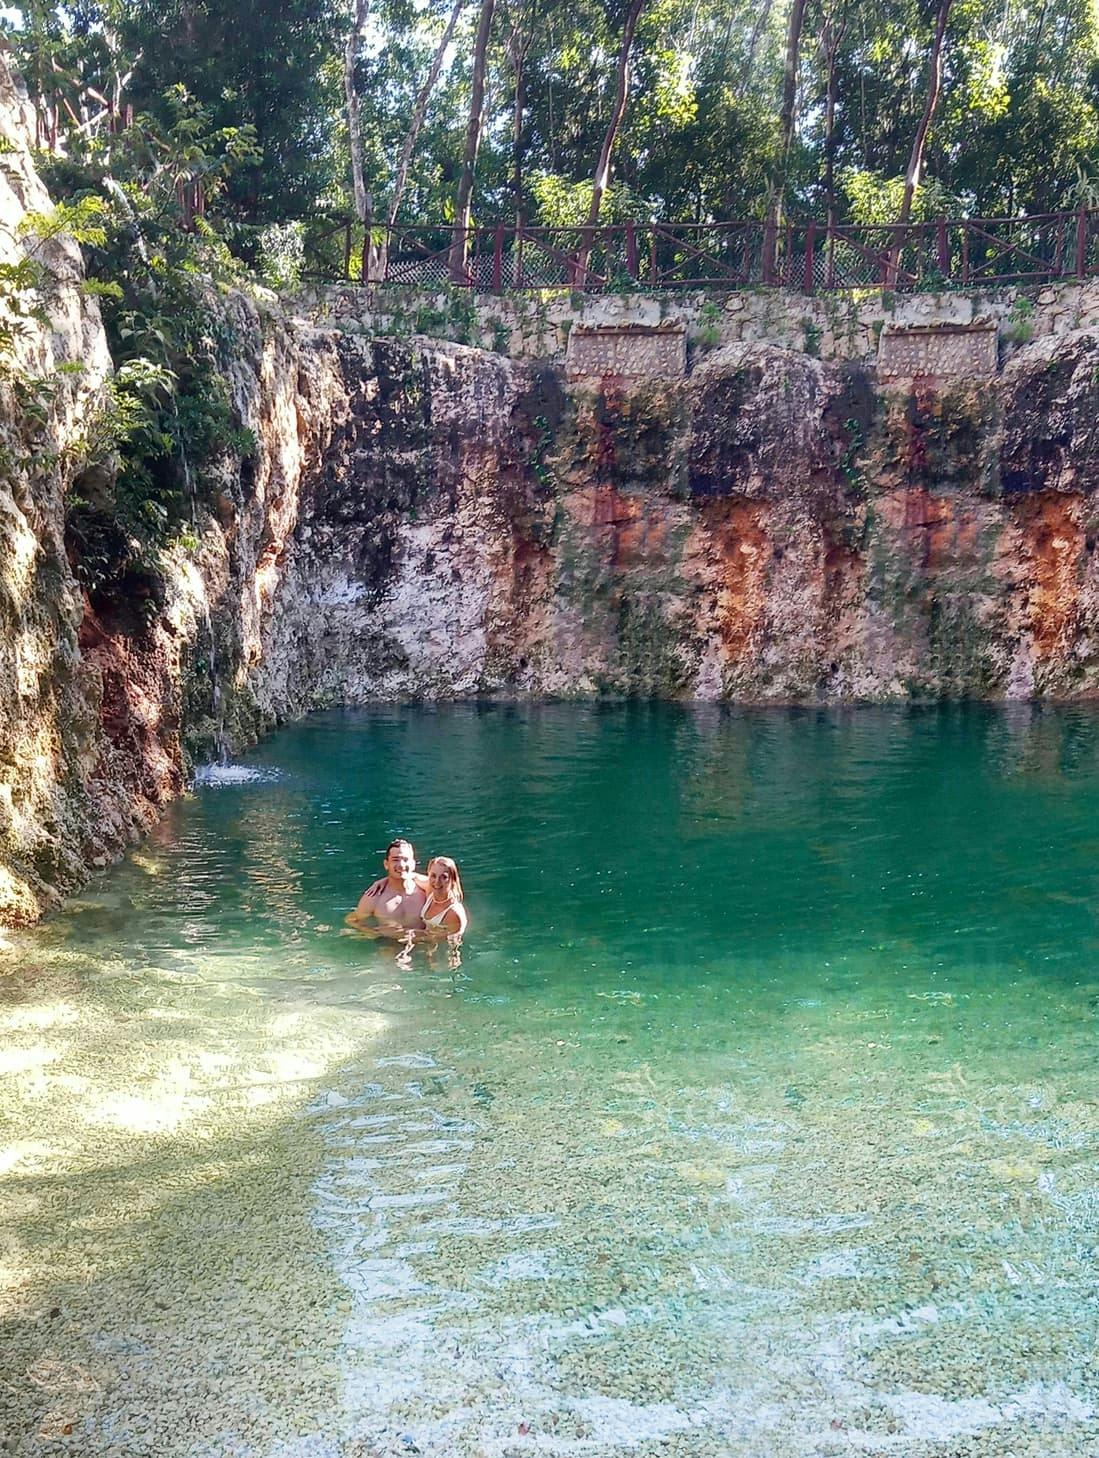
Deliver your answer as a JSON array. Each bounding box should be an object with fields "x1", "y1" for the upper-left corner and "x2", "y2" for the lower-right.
[{"x1": 295, "y1": 277, "x2": 1099, "y2": 369}]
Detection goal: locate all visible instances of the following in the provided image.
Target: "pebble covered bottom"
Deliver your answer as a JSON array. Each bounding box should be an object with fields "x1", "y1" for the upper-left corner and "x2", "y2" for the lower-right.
[{"x1": 1, "y1": 704, "x2": 1097, "y2": 1458}]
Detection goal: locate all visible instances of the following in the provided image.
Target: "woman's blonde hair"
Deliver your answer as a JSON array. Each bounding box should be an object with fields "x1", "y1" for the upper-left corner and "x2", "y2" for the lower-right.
[{"x1": 427, "y1": 856, "x2": 464, "y2": 901}]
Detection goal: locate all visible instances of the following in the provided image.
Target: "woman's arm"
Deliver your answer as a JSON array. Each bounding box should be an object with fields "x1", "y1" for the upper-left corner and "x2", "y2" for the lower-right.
[{"x1": 441, "y1": 903, "x2": 468, "y2": 935}]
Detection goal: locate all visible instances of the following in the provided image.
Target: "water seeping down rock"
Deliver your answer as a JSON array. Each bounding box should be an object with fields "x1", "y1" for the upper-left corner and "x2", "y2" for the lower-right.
[{"x1": 4, "y1": 58, "x2": 1099, "y2": 921}]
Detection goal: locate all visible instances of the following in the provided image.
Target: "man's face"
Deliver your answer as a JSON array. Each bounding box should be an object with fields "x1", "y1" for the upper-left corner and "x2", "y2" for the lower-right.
[{"x1": 385, "y1": 844, "x2": 415, "y2": 881}]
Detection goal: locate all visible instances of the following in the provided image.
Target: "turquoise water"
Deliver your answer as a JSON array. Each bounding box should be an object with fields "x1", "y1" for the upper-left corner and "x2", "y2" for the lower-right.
[{"x1": 2, "y1": 704, "x2": 1098, "y2": 1457}]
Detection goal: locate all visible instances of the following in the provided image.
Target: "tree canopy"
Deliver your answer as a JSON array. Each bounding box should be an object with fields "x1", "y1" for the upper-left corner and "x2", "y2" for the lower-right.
[{"x1": 4, "y1": 0, "x2": 1099, "y2": 237}]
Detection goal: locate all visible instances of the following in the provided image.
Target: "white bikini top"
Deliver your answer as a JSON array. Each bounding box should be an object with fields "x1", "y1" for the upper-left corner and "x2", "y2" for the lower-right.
[{"x1": 422, "y1": 894, "x2": 468, "y2": 934}]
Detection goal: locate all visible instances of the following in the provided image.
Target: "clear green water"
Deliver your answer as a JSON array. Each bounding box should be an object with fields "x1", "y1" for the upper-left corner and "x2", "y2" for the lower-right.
[{"x1": 2, "y1": 705, "x2": 1098, "y2": 1458}]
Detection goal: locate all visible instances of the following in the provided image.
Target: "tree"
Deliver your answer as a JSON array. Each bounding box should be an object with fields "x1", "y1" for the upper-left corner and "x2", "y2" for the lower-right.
[
  {"x1": 449, "y1": 0, "x2": 497, "y2": 278},
  {"x1": 897, "y1": 0, "x2": 955, "y2": 229},
  {"x1": 575, "y1": 0, "x2": 647, "y2": 281},
  {"x1": 115, "y1": 0, "x2": 345, "y2": 220},
  {"x1": 764, "y1": 0, "x2": 808, "y2": 279},
  {"x1": 387, "y1": 0, "x2": 467, "y2": 229},
  {"x1": 344, "y1": 0, "x2": 370, "y2": 232}
]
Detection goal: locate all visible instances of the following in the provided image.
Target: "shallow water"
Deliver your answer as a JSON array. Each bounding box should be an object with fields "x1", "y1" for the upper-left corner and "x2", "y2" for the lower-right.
[{"x1": 2, "y1": 704, "x2": 1098, "y2": 1457}]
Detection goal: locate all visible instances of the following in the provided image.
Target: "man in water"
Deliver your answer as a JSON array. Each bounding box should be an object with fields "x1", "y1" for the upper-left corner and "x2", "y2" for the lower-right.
[{"x1": 351, "y1": 839, "x2": 427, "y2": 932}]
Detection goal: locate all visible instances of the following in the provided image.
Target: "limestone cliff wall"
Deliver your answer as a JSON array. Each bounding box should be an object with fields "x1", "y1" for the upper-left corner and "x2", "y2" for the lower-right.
[
  {"x1": 227, "y1": 324, "x2": 1099, "y2": 709},
  {"x1": 0, "y1": 61, "x2": 174, "y2": 924},
  {"x1": 5, "y1": 52, "x2": 1099, "y2": 925}
]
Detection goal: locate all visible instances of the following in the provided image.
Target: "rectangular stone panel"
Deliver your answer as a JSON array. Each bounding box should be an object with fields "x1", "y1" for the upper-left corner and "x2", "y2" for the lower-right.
[
  {"x1": 878, "y1": 323, "x2": 998, "y2": 379},
  {"x1": 567, "y1": 325, "x2": 686, "y2": 380}
]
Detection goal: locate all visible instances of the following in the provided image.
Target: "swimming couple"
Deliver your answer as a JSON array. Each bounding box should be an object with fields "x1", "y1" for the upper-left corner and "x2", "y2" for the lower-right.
[{"x1": 349, "y1": 839, "x2": 468, "y2": 943}]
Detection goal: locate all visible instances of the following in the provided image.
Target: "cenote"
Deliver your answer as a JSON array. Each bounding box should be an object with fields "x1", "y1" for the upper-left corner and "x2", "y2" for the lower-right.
[{"x1": 2, "y1": 703, "x2": 1098, "y2": 1458}]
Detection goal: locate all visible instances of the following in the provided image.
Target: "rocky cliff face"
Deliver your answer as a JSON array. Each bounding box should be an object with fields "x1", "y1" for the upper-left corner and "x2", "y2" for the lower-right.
[
  {"x1": 4, "y1": 56, "x2": 1099, "y2": 925},
  {"x1": 0, "y1": 60, "x2": 175, "y2": 925},
  {"x1": 232, "y1": 325, "x2": 1099, "y2": 708}
]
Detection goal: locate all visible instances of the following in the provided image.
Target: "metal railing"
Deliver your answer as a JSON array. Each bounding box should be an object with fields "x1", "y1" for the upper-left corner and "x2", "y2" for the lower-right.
[{"x1": 298, "y1": 212, "x2": 1099, "y2": 293}]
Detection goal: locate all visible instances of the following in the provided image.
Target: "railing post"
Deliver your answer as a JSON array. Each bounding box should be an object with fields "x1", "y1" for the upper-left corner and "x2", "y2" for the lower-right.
[
  {"x1": 343, "y1": 219, "x2": 352, "y2": 282},
  {"x1": 625, "y1": 221, "x2": 638, "y2": 280},
  {"x1": 762, "y1": 216, "x2": 777, "y2": 285},
  {"x1": 449, "y1": 225, "x2": 468, "y2": 284},
  {"x1": 937, "y1": 217, "x2": 948, "y2": 276},
  {"x1": 650, "y1": 229, "x2": 658, "y2": 287},
  {"x1": 803, "y1": 221, "x2": 816, "y2": 294},
  {"x1": 492, "y1": 223, "x2": 504, "y2": 292},
  {"x1": 1076, "y1": 207, "x2": 1088, "y2": 277}
]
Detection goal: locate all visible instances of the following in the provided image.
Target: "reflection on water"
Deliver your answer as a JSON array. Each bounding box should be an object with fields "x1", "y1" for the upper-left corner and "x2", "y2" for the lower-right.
[{"x1": 2, "y1": 704, "x2": 1099, "y2": 1457}]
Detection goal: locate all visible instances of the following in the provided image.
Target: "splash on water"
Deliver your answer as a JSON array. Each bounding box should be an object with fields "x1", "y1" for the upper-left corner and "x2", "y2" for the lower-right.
[{"x1": 193, "y1": 762, "x2": 283, "y2": 786}]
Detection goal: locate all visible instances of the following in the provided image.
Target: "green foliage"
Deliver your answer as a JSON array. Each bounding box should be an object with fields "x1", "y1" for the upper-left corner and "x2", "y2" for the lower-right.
[
  {"x1": 529, "y1": 174, "x2": 642, "y2": 227},
  {"x1": 693, "y1": 298, "x2": 722, "y2": 350},
  {"x1": 8, "y1": 0, "x2": 1099, "y2": 242},
  {"x1": 487, "y1": 315, "x2": 511, "y2": 352},
  {"x1": 843, "y1": 173, "x2": 960, "y2": 228},
  {"x1": 840, "y1": 416, "x2": 866, "y2": 491},
  {"x1": 0, "y1": 256, "x2": 48, "y2": 360},
  {"x1": 19, "y1": 194, "x2": 110, "y2": 249},
  {"x1": 530, "y1": 412, "x2": 556, "y2": 487},
  {"x1": 113, "y1": 0, "x2": 344, "y2": 221},
  {"x1": 1004, "y1": 294, "x2": 1036, "y2": 345},
  {"x1": 0, "y1": 67, "x2": 264, "y2": 608},
  {"x1": 257, "y1": 222, "x2": 306, "y2": 292}
]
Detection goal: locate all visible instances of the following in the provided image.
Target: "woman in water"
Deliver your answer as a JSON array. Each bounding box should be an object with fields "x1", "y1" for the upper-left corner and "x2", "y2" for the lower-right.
[{"x1": 421, "y1": 856, "x2": 469, "y2": 938}]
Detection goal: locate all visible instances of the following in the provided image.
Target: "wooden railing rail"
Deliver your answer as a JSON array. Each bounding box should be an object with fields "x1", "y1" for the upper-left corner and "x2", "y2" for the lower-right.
[{"x1": 293, "y1": 212, "x2": 1099, "y2": 293}]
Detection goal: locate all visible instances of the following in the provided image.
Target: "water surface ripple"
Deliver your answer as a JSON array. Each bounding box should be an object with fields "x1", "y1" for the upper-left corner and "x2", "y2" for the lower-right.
[{"x1": 2, "y1": 705, "x2": 1098, "y2": 1457}]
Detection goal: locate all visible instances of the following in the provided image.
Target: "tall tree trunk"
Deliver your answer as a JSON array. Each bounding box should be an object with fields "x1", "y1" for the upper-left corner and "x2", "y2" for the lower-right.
[
  {"x1": 819, "y1": 0, "x2": 849, "y2": 282},
  {"x1": 501, "y1": 0, "x2": 535, "y2": 279},
  {"x1": 511, "y1": 57, "x2": 525, "y2": 227},
  {"x1": 735, "y1": 0, "x2": 774, "y2": 96},
  {"x1": 387, "y1": 0, "x2": 467, "y2": 229},
  {"x1": 897, "y1": 0, "x2": 954, "y2": 228},
  {"x1": 575, "y1": 0, "x2": 647, "y2": 283},
  {"x1": 890, "y1": 0, "x2": 954, "y2": 282},
  {"x1": 449, "y1": 0, "x2": 497, "y2": 281},
  {"x1": 343, "y1": 0, "x2": 373, "y2": 276},
  {"x1": 764, "y1": 0, "x2": 807, "y2": 282}
]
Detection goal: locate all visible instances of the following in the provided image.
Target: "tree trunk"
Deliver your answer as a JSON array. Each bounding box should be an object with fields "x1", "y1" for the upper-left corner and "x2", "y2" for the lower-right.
[
  {"x1": 735, "y1": 0, "x2": 774, "y2": 96},
  {"x1": 891, "y1": 0, "x2": 954, "y2": 282},
  {"x1": 501, "y1": 0, "x2": 535, "y2": 279},
  {"x1": 449, "y1": 0, "x2": 497, "y2": 281},
  {"x1": 819, "y1": 0, "x2": 849, "y2": 281},
  {"x1": 387, "y1": 0, "x2": 467, "y2": 230},
  {"x1": 575, "y1": 0, "x2": 647, "y2": 284},
  {"x1": 343, "y1": 0, "x2": 373, "y2": 276},
  {"x1": 897, "y1": 0, "x2": 954, "y2": 228},
  {"x1": 764, "y1": 0, "x2": 807, "y2": 283}
]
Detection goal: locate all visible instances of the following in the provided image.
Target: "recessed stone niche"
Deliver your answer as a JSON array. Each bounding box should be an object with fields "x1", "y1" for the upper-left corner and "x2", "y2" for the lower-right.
[
  {"x1": 566, "y1": 323, "x2": 687, "y2": 381},
  {"x1": 878, "y1": 321, "x2": 998, "y2": 380}
]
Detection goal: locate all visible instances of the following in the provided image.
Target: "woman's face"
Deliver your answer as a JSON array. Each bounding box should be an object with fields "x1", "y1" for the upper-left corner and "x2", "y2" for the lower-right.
[{"x1": 429, "y1": 863, "x2": 454, "y2": 895}]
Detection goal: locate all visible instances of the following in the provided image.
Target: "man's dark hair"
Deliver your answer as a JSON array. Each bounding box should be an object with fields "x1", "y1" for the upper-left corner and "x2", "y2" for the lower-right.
[{"x1": 386, "y1": 839, "x2": 414, "y2": 857}]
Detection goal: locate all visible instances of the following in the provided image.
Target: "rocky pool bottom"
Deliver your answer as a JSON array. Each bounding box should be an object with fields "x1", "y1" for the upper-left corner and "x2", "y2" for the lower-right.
[{"x1": 1, "y1": 704, "x2": 1097, "y2": 1457}]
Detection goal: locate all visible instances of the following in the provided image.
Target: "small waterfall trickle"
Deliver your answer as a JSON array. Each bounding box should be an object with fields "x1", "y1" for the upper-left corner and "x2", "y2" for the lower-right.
[{"x1": 195, "y1": 586, "x2": 229, "y2": 767}]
